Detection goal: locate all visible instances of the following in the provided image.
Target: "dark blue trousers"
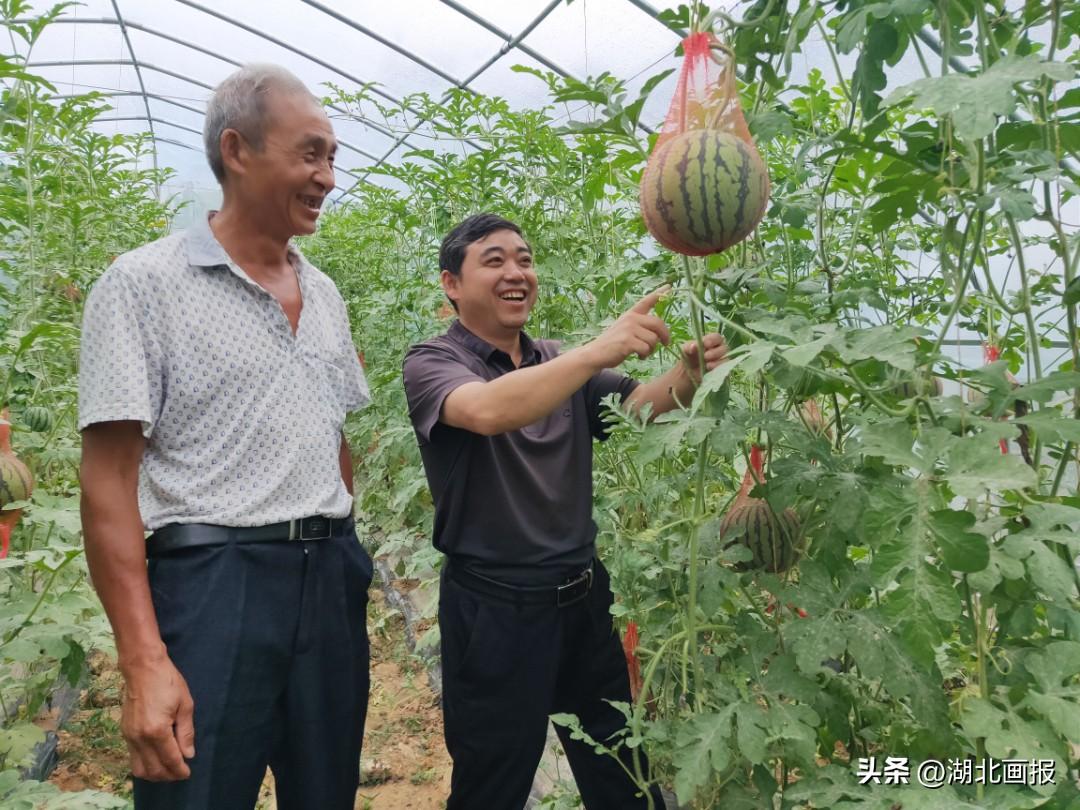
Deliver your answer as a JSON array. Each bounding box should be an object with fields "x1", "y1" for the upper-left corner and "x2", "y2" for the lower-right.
[
  {"x1": 134, "y1": 523, "x2": 372, "y2": 810},
  {"x1": 440, "y1": 559, "x2": 665, "y2": 810}
]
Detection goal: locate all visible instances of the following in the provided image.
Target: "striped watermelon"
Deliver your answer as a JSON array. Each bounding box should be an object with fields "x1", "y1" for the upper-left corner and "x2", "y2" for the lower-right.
[
  {"x1": 640, "y1": 129, "x2": 769, "y2": 256},
  {"x1": 0, "y1": 409, "x2": 33, "y2": 512},
  {"x1": 891, "y1": 372, "x2": 943, "y2": 399},
  {"x1": 719, "y1": 446, "x2": 801, "y2": 574},
  {"x1": 23, "y1": 405, "x2": 53, "y2": 433}
]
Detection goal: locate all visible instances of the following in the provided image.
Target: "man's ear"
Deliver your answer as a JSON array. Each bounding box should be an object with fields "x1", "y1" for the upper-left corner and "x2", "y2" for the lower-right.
[
  {"x1": 440, "y1": 269, "x2": 460, "y2": 306},
  {"x1": 219, "y1": 128, "x2": 248, "y2": 180}
]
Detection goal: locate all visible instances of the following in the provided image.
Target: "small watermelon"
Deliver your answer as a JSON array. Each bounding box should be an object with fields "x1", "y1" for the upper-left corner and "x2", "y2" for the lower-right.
[
  {"x1": 641, "y1": 129, "x2": 769, "y2": 256},
  {"x1": 0, "y1": 409, "x2": 33, "y2": 514},
  {"x1": 22, "y1": 405, "x2": 53, "y2": 433},
  {"x1": 719, "y1": 446, "x2": 802, "y2": 574},
  {"x1": 891, "y1": 372, "x2": 943, "y2": 399}
]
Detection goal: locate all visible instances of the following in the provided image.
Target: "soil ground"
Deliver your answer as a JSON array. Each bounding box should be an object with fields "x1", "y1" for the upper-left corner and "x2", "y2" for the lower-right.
[{"x1": 47, "y1": 588, "x2": 452, "y2": 809}]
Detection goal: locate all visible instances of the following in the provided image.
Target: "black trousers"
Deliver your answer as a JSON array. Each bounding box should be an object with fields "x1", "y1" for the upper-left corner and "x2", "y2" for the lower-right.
[
  {"x1": 134, "y1": 523, "x2": 373, "y2": 810},
  {"x1": 440, "y1": 559, "x2": 665, "y2": 810}
]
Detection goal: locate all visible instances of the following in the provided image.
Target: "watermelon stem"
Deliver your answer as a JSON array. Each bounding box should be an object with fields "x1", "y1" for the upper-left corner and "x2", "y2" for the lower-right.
[{"x1": 681, "y1": 253, "x2": 710, "y2": 712}]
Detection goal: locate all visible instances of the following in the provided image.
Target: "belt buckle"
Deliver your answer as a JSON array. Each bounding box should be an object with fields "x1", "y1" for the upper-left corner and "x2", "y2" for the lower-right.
[
  {"x1": 292, "y1": 516, "x2": 332, "y2": 541},
  {"x1": 556, "y1": 566, "x2": 593, "y2": 608}
]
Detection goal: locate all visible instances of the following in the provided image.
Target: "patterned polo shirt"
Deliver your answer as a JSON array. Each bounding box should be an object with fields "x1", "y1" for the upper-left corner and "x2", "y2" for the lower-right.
[{"x1": 78, "y1": 212, "x2": 369, "y2": 531}]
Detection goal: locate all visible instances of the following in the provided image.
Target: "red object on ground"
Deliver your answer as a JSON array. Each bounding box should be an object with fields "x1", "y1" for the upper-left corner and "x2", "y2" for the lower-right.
[
  {"x1": 622, "y1": 621, "x2": 643, "y2": 701},
  {"x1": 0, "y1": 522, "x2": 9, "y2": 559}
]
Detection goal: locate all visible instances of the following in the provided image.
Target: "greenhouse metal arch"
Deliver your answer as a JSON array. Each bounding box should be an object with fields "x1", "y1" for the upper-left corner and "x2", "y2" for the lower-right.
[{"x1": 1, "y1": 1, "x2": 1078, "y2": 807}]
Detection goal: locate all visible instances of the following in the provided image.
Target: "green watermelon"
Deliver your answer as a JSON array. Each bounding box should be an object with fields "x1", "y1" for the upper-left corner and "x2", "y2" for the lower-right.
[
  {"x1": 0, "y1": 410, "x2": 33, "y2": 510},
  {"x1": 891, "y1": 372, "x2": 943, "y2": 399},
  {"x1": 719, "y1": 446, "x2": 802, "y2": 574},
  {"x1": 720, "y1": 499, "x2": 802, "y2": 573},
  {"x1": 22, "y1": 405, "x2": 53, "y2": 433},
  {"x1": 640, "y1": 129, "x2": 769, "y2": 256}
]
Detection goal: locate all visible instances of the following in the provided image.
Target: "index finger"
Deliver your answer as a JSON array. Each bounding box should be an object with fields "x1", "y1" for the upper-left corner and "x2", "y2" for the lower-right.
[{"x1": 630, "y1": 284, "x2": 672, "y2": 315}]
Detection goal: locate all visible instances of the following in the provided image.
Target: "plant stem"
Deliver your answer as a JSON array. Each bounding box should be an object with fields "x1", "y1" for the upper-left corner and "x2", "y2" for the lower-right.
[
  {"x1": 681, "y1": 255, "x2": 708, "y2": 710},
  {"x1": 963, "y1": 575, "x2": 990, "y2": 802},
  {"x1": 0, "y1": 553, "x2": 76, "y2": 648}
]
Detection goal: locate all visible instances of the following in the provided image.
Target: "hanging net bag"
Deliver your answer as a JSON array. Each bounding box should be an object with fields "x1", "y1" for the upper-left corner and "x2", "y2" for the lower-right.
[{"x1": 640, "y1": 32, "x2": 770, "y2": 256}]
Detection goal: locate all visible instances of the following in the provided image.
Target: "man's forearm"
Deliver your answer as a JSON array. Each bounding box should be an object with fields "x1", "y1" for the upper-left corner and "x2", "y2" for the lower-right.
[
  {"x1": 443, "y1": 346, "x2": 602, "y2": 435},
  {"x1": 82, "y1": 491, "x2": 166, "y2": 671}
]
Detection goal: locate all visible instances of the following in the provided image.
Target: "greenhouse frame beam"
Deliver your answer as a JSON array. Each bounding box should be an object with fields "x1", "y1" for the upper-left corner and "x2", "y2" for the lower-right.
[
  {"x1": 156, "y1": 136, "x2": 200, "y2": 152},
  {"x1": 54, "y1": 90, "x2": 205, "y2": 118},
  {"x1": 941, "y1": 338, "x2": 1073, "y2": 350},
  {"x1": 109, "y1": 0, "x2": 159, "y2": 186},
  {"x1": 622, "y1": 0, "x2": 687, "y2": 37},
  {"x1": 301, "y1": 0, "x2": 468, "y2": 90},
  {"x1": 338, "y1": 0, "x2": 565, "y2": 199},
  {"x1": 439, "y1": 0, "x2": 576, "y2": 81},
  {"x1": 24, "y1": 14, "x2": 461, "y2": 156},
  {"x1": 454, "y1": 0, "x2": 561, "y2": 86},
  {"x1": 98, "y1": 115, "x2": 203, "y2": 138},
  {"x1": 443, "y1": 0, "x2": 652, "y2": 136},
  {"x1": 23, "y1": 17, "x2": 247, "y2": 73},
  {"x1": 28, "y1": 58, "x2": 214, "y2": 91},
  {"x1": 31, "y1": 59, "x2": 396, "y2": 165},
  {"x1": 172, "y1": 0, "x2": 482, "y2": 152}
]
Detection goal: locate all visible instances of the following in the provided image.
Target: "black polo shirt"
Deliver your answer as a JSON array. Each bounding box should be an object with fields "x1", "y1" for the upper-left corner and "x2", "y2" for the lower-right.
[{"x1": 402, "y1": 320, "x2": 639, "y2": 584}]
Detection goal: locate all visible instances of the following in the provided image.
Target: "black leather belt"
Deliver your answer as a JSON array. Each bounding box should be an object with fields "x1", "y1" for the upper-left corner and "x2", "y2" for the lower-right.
[
  {"x1": 147, "y1": 515, "x2": 352, "y2": 557},
  {"x1": 447, "y1": 560, "x2": 594, "y2": 608}
]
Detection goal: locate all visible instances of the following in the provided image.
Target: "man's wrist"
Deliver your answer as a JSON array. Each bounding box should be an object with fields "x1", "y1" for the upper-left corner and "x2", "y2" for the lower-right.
[
  {"x1": 118, "y1": 640, "x2": 169, "y2": 675},
  {"x1": 676, "y1": 359, "x2": 699, "y2": 387},
  {"x1": 567, "y1": 343, "x2": 606, "y2": 375}
]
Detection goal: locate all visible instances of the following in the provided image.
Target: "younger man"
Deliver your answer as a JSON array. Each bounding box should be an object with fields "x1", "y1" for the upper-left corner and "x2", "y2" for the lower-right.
[{"x1": 403, "y1": 213, "x2": 726, "y2": 809}]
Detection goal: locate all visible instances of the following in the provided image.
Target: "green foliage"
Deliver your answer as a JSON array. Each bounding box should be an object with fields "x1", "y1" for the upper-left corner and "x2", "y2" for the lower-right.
[
  {"x1": 309, "y1": 1, "x2": 1079, "y2": 806},
  {"x1": 0, "y1": 2, "x2": 175, "y2": 800},
  {"x1": 0, "y1": 0, "x2": 1077, "y2": 806}
]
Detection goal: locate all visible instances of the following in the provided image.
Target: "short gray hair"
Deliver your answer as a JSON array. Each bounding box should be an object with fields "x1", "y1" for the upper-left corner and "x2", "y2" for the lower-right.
[{"x1": 203, "y1": 64, "x2": 316, "y2": 183}]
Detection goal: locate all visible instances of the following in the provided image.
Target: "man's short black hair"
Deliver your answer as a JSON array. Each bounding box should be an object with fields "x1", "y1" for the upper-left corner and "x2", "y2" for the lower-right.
[{"x1": 439, "y1": 213, "x2": 526, "y2": 277}]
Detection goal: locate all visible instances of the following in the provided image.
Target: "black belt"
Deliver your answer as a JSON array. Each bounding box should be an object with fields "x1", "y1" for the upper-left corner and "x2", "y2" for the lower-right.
[
  {"x1": 447, "y1": 560, "x2": 594, "y2": 608},
  {"x1": 147, "y1": 515, "x2": 352, "y2": 557}
]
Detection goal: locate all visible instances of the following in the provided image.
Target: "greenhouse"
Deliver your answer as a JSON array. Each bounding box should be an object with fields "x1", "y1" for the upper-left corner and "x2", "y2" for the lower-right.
[{"x1": 0, "y1": 0, "x2": 1077, "y2": 807}]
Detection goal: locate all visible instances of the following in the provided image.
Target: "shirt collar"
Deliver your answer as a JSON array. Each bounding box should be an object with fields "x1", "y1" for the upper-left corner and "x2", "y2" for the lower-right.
[
  {"x1": 448, "y1": 320, "x2": 541, "y2": 367},
  {"x1": 184, "y1": 210, "x2": 307, "y2": 274}
]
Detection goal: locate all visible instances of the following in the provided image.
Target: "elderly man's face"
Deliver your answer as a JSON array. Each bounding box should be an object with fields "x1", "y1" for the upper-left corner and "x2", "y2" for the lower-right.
[{"x1": 243, "y1": 91, "x2": 337, "y2": 238}]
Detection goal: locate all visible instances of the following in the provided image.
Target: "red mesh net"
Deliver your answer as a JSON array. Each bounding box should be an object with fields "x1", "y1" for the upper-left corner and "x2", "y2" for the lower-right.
[{"x1": 656, "y1": 32, "x2": 753, "y2": 151}]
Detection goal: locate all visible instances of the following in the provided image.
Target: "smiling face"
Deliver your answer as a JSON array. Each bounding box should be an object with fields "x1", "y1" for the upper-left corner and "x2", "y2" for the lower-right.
[
  {"x1": 230, "y1": 90, "x2": 337, "y2": 238},
  {"x1": 441, "y1": 228, "x2": 537, "y2": 339}
]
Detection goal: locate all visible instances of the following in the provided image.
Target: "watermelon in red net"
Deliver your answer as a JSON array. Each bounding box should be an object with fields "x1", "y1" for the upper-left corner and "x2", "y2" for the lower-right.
[{"x1": 640, "y1": 32, "x2": 769, "y2": 256}]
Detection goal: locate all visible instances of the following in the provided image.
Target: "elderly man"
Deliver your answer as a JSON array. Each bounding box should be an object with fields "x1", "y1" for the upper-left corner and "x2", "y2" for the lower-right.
[
  {"x1": 78, "y1": 65, "x2": 371, "y2": 810},
  {"x1": 403, "y1": 213, "x2": 727, "y2": 809}
]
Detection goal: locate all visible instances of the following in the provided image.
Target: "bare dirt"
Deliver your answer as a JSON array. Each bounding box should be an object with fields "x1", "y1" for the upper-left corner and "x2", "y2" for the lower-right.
[{"x1": 47, "y1": 589, "x2": 452, "y2": 809}]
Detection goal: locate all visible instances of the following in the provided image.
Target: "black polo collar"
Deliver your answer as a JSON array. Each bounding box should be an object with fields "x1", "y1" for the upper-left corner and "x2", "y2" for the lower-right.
[{"x1": 448, "y1": 320, "x2": 541, "y2": 368}]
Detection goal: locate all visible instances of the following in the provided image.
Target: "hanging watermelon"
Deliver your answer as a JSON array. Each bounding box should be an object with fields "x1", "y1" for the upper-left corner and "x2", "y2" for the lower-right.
[
  {"x1": 22, "y1": 405, "x2": 54, "y2": 434},
  {"x1": 640, "y1": 31, "x2": 769, "y2": 256},
  {"x1": 718, "y1": 445, "x2": 801, "y2": 574},
  {"x1": 0, "y1": 408, "x2": 33, "y2": 558}
]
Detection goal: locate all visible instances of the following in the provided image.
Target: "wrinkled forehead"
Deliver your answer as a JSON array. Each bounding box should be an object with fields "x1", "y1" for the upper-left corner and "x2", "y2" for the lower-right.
[{"x1": 264, "y1": 91, "x2": 336, "y2": 146}]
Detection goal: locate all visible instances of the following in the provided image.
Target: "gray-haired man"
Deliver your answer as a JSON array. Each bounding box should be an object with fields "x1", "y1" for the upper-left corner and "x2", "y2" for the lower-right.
[{"x1": 78, "y1": 64, "x2": 372, "y2": 809}]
